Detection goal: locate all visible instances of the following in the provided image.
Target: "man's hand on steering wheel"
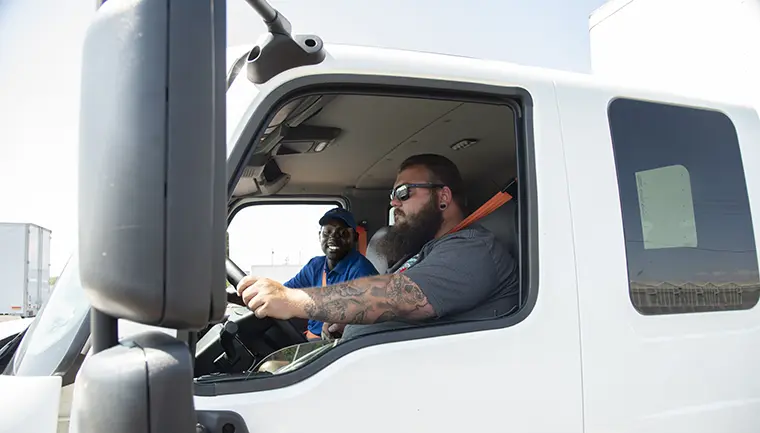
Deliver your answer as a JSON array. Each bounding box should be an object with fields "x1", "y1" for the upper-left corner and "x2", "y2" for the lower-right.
[{"x1": 237, "y1": 275, "x2": 309, "y2": 320}]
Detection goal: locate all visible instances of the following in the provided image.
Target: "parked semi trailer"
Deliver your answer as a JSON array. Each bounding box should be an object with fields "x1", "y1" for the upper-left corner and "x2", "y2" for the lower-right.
[{"x1": 0, "y1": 223, "x2": 52, "y2": 317}]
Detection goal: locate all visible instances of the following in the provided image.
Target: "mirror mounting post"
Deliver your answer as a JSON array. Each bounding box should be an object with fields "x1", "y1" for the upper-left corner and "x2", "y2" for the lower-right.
[
  {"x1": 91, "y1": 309, "x2": 117, "y2": 354},
  {"x1": 245, "y1": 0, "x2": 292, "y2": 35},
  {"x1": 243, "y1": 0, "x2": 326, "y2": 84}
]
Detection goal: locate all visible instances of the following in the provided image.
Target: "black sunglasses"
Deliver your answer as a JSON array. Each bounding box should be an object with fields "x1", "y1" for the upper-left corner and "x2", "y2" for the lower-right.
[{"x1": 390, "y1": 183, "x2": 445, "y2": 201}]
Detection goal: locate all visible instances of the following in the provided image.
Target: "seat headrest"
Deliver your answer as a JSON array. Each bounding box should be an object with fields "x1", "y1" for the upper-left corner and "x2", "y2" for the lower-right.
[
  {"x1": 366, "y1": 226, "x2": 391, "y2": 274},
  {"x1": 477, "y1": 199, "x2": 518, "y2": 259}
]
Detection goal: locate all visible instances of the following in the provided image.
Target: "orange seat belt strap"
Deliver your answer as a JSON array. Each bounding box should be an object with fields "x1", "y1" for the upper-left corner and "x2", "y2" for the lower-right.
[
  {"x1": 356, "y1": 225, "x2": 368, "y2": 256},
  {"x1": 448, "y1": 180, "x2": 516, "y2": 234}
]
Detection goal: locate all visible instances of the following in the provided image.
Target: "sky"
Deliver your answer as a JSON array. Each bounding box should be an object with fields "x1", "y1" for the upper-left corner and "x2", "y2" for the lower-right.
[{"x1": 0, "y1": 0, "x2": 607, "y2": 275}]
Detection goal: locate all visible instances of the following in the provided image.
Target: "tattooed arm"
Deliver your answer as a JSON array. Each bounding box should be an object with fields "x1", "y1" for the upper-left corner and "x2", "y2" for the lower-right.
[
  {"x1": 237, "y1": 234, "x2": 503, "y2": 325},
  {"x1": 298, "y1": 273, "x2": 436, "y2": 324}
]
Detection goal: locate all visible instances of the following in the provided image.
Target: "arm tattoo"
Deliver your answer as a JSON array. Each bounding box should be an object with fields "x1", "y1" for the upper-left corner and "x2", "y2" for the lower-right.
[{"x1": 301, "y1": 274, "x2": 435, "y2": 324}]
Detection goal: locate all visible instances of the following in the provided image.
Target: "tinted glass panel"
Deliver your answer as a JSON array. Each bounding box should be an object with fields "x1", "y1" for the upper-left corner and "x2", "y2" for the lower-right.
[{"x1": 608, "y1": 98, "x2": 760, "y2": 315}]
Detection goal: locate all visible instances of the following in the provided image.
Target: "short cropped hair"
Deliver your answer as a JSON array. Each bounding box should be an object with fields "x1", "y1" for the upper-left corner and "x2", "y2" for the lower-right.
[{"x1": 398, "y1": 153, "x2": 467, "y2": 211}]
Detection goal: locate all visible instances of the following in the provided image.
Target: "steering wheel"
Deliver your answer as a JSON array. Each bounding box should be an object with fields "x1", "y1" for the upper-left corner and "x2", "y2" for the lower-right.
[{"x1": 225, "y1": 258, "x2": 307, "y2": 345}]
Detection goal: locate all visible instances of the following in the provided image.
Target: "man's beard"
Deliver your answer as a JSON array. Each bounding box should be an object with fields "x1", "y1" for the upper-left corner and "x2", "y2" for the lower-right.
[{"x1": 376, "y1": 197, "x2": 443, "y2": 267}]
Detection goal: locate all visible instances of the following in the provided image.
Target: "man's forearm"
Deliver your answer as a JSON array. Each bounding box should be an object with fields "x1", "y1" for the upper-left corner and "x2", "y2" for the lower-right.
[{"x1": 296, "y1": 273, "x2": 436, "y2": 324}]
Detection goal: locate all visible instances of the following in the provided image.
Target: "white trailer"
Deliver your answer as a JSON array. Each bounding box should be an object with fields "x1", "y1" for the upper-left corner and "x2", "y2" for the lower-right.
[
  {"x1": 589, "y1": 0, "x2": 760, "y2": 109},
  {"x1": 0, "y1": 223, "x2": 52, "y2": 317}
]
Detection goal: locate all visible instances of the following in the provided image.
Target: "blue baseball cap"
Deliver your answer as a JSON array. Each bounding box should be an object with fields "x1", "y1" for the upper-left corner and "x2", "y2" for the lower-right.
[{"x1": 319, "y1": 207, "x2": 357, "y2": 230}]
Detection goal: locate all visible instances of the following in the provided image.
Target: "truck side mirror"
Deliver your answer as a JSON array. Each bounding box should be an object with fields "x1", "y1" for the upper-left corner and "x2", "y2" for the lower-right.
[
  {"x1": 77, "y1": 0, "x2": 227, "y2": 329},
  {"x1": 70, "y1": 1, "x2": 226, "y2": 432},
  {"x1": 69, "y1": 332, "x2": 198, "y2": 433}
]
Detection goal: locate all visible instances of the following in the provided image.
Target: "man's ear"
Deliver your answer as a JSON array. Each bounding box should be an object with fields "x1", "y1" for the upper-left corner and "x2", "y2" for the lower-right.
[{"x1": 439, "y1": 186, "x2": 454, "y2": 208}]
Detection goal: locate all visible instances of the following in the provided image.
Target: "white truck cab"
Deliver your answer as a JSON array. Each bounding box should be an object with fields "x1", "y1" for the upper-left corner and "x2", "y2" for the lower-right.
[
  {"x1": 2, "y1": 1, "x2": 759, "y2": 433},
  {"x1": 589, "y1": 0, "x2": 760, "y2": 110}
]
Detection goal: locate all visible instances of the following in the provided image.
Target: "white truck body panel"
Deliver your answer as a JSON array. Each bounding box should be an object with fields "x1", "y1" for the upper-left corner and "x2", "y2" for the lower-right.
[
  {"x1": 0, "y1": 375, "x2": 62, "y2": 433},
  {"x1": 0, "y1": 223, "x2": 52, "y2": 317},
  {"x1": 587, "y1": 8, "x2": 760, "y2": 428},
  {"x1": 589, "y1": 0, "x2": 760, "y2": 109},
  {"x1": 556, "y1": 77, "x2": 760, "y2": 433},
  {"x1": 0, "y1": 317, "x2": 34, "y2": 342}
]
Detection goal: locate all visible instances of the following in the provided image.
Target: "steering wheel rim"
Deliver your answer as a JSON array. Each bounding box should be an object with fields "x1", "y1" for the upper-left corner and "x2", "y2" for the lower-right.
[{"x1": 225, "y1": 257, "x2": 307, "y2": 344}]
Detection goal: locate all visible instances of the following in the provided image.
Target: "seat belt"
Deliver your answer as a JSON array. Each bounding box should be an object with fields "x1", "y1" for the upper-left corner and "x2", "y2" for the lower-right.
[
  {"x1": 304, "y1": 271, "x2": 329, "y2": 340},
  {"x1": 447, "y1": 179, "x2": 517, "y2": 234}
]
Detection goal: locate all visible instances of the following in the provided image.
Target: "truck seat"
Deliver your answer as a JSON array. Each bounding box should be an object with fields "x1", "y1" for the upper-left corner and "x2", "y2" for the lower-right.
[
  {"x1": 477, "y1": 198, "x2": 519, "y2": 260},
  {"x1": 366, "y1": 226, "x2": 392, "y2": 274}
]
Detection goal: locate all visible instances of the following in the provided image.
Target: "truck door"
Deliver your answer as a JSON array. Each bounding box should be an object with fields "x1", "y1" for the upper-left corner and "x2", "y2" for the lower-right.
[
  {"x1": 196, "y1": 65, "x2": 584, "y2": 433},
  {"x1": 556, "y1": 83, "x2": 760, "y2": 433}
]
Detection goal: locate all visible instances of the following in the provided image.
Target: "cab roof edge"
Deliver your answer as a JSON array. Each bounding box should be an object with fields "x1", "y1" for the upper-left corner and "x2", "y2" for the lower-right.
[{"x1": 243, "y1": 0, "x2": 326, "y2": 85}]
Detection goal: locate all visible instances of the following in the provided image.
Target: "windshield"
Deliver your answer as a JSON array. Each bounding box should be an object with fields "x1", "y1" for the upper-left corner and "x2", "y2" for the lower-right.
[{"x1": 11, "y1": 251, "x2": 91, "y2": 376}]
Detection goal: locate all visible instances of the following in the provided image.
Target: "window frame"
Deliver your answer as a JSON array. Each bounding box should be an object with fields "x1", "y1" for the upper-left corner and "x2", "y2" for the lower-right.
[
  {"x1": 607, "y1": 96, "x2": 760, "y2": 316},
  {"x1": 227, "y1": 196, "x2": 348, "y2": 225},
  {"x1": 197, "y1": 74, "x2": 538, "y2": 397}
]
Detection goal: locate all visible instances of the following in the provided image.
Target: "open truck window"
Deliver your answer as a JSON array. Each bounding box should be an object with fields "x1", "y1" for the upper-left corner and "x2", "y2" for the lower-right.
[
  {"x1": 608, "y1": 98, "x2": 760, "y2": 315},
  {"x1": 194, "y1": 81, "x2": 537, "y2": 395},
  {"x1": 227, "y1": 203, "x2": 340, "y2": 282}
]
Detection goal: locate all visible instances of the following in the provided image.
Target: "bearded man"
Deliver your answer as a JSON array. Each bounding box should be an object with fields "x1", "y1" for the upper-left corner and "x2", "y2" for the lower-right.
[{"x1": 237, "y1": 154, "x2": 519, "y2": 340}]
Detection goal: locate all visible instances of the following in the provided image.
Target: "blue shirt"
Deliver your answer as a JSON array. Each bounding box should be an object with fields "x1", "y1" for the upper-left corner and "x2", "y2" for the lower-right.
[{"x1": 283, "y1": 249, "x2": 379, "y2": 336}]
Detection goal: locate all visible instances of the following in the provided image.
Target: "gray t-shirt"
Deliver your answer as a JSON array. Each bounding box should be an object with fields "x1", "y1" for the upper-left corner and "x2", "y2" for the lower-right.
[{"x1": 342, "y1": 223, "x2": 519, "y2": 340}]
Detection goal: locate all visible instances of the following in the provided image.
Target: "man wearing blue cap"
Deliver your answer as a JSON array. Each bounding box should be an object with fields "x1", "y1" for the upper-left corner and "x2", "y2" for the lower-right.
[{"x1": 282, "y1": 207, "x2": 378, "y2": 340}]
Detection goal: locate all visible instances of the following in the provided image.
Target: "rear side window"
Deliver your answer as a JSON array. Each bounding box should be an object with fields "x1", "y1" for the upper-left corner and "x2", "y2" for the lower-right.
[{"x1": 608, "y1": 98, "x2": 759, "y2": 315}]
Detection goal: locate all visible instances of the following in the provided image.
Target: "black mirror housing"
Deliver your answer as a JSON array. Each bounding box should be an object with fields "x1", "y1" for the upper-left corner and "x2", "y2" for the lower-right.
[{"x1": 77, "y1": 0, "x2": 227, "y2": 329}]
